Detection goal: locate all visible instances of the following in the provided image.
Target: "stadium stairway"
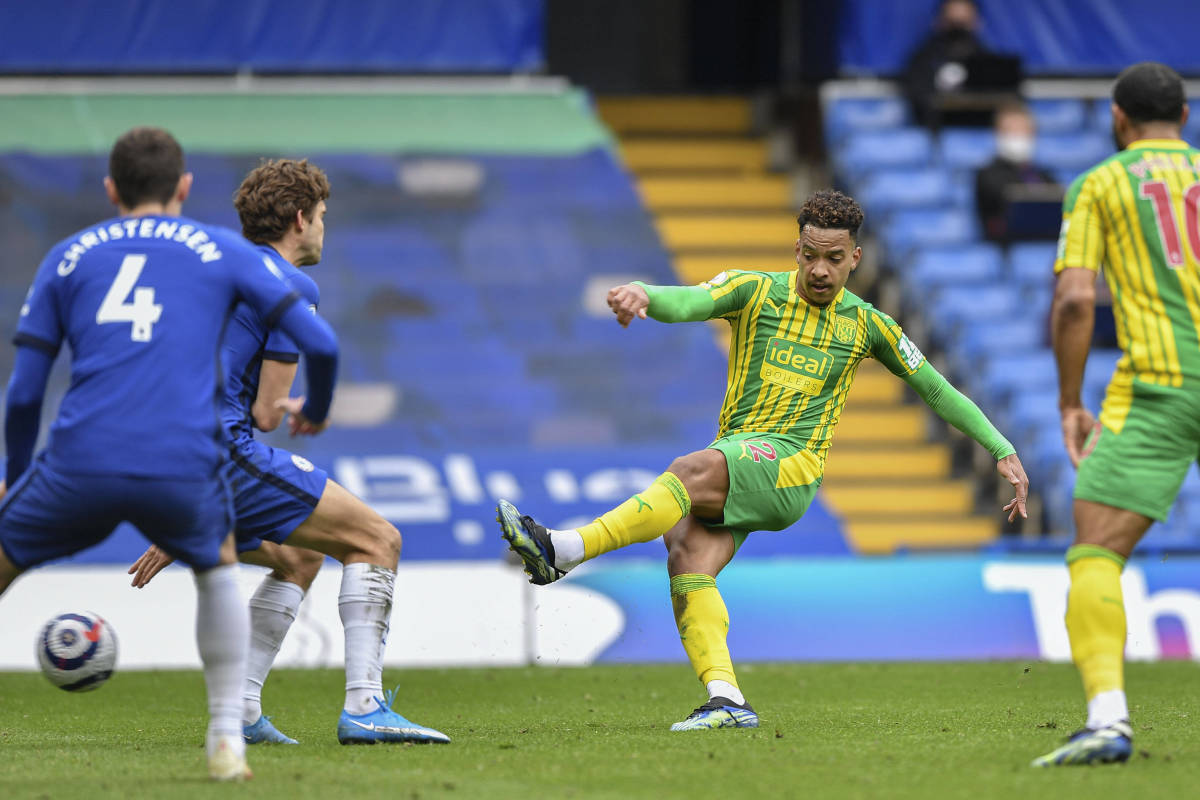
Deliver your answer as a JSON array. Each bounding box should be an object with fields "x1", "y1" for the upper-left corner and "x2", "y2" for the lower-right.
[{"x1": 598, "y1": 95, "x2": 999, "y2": 554}]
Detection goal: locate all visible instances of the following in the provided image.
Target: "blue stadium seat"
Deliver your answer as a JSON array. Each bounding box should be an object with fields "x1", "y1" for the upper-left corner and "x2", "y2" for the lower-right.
[
  {"x1": 939, "y1": 128, "x2": 995, "y2": 171},
  {"x1": 857, "y1": 167, "x2": 956, "y2": 215},
  {"x1": 1029, "y1": 99, "x2": 1087, "y2": 134},
  {"x1": 954, "y1": 318, "x2": 1046, "y2": 372},
  {"x1": 977, "y1": 349, "x2": 1058, "y2": 400},
  {"x1": 835, "y1": 128, "x2": 934, "y2": 183},
  {"x1": 825, "y1": 97, "x2": 909, "y2": 137},
  {"x1": 881, "y1": 207, "x2": 977, "y2": 254},
  {"x1": 927, "y1": 284, "x2": 1022, "y2": 342},
  {"x1": 1090, "y1": 100, "x2": 1113, "y2": 134},
  {"x1": 1008, "y1": 242, "x2": 1058, "y2": 287},
  {"x1": 1036, "y1": 132, "x2": 1111, "y2": 172},
  {"x1": 904, "y1": 244, "x2": 1003, "y2": 297}
]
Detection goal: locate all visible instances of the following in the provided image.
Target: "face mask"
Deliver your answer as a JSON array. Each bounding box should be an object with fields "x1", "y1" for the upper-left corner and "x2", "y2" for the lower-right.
[{"x1": 996, "y1": 133, "x2": 1034, "y2": 164}]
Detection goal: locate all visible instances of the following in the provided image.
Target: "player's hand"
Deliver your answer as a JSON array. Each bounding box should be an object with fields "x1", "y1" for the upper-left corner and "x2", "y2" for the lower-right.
[
  {"x1": 275, "y1": 396, "x2": 329, "y2": 436},
  {"x1": 996, "y1": 453, "x2": 1029, "y2": 522},
  {"x1": 0, "y1": 479, "x2": 6, "y2": 503},
  {"x1": 128, "y1": 545, "x2": 175, "y2": 588},
  {"x1": 1060, "y1": 405, "x2": 1098, "y2": 467},
  {"x1": 607, "y1": 283, "x2": 650, "y2": 328}
]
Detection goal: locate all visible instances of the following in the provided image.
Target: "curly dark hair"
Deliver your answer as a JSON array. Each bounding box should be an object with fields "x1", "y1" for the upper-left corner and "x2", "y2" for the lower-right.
[
  {"x1": 234, "y1": 159, "x2": 330, "y2": 244},
  {"x1": 796, "y1": 190, "x2": 864, "y2": 241}
]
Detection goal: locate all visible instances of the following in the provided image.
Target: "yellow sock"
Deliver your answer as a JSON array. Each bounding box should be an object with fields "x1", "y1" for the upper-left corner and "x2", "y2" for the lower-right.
[
  {"x1": 670, "y1": 573, "x2": 738, "y2": 687},
  {"x1": 577, "y1": 471, "x2": 691, "y2": 560},
  {"x1": 1065, "y1": 544, "x2": 1127, "y2": 701}
]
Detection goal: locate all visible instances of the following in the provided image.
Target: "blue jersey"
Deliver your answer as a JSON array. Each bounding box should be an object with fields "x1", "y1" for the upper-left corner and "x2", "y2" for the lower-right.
[
  {"x1": 14, "y1": 215, "x2": 304, "y2": 479},
  {"x1": 221, "y1": 245, "x2": 320, "y2": 446}
]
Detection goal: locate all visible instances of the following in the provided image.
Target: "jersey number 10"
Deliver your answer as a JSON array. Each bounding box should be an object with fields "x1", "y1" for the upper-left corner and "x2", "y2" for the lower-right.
[
  {"x1": 96, "y1": 254, "x2": 163, "y2": 342},
  {"x1": 1140, "y1": 181, "x2": 1200, "y2": 269}
]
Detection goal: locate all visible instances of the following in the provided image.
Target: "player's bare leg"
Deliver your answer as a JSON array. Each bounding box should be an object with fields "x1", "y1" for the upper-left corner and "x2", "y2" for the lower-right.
[
  {"x1": 499, "y1": 448, "x2": 728, "y2": 583},
  {"x1": 238, "y1": 542, "x2": 325, "y2": 744},
  {"x1": 194, "y1": 533, "x2": 253, "y2": 781},
  {"x1": 1032, "y1": 499, "x2": 1150, "y2": 766},
  {"x1": 663, "y1": 515, "x2": 756, "y2": 730},
  {"x1": 283, "y1": 479, "x2": 447, "y2": 744}
]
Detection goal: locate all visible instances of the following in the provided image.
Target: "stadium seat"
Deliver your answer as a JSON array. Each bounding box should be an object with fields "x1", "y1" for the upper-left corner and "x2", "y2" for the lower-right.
[
  {"x1": 953, "y1": 318, "x2": 1046, "y2": 373},
  {"x1": 881, "y1": 207, "x2": 977, "y2": 254},
  {"x1": 1008, "y1": 242, "x2": 1058, "y2": 287},
  {"x1": 901, "y1": 244, "x2": 1003, "y2": 307},
  {"x1": 927, "y1": 285, "x2": 1023, "y2": 344},
  {"x1": 857, "y1": 167, "x2": 956, "y2": 215},
  {"x1": 1029, "y1": 99, "x2": 1087, "y2": 134},
  {"x1": 977, "y1": 349, "x2": 1058, "y2": 400},
  {"x1": 835, "y1": 128, "x2": 934, "y2": 183},
  {"x1": 825, "y1": 97, "x2": 909, "y2": 137},
  {"x1": 1036, "y1": 132, "x2": 1111, "y2": 172},
  {"x1": 939, "y1": 128, "x2": 995, "y2": 171},
  {"x1": 1090, "y1": 99, "x2": 1113, "y2": 135}
]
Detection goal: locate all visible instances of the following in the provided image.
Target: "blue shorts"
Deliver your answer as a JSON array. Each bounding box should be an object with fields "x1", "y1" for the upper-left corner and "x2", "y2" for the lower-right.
[
  {"x1": 0, "y1": 457, "x2": 233, "y2": 571},
  {"x1": 224, "y1": 438, "x2": 327, "y2": 554}
]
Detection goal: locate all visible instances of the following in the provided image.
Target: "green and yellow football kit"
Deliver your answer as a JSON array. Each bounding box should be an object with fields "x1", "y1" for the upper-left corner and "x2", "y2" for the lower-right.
[
  {"x1": 1057, "y1": 138, "x2": 1200, "y2": 522},
  {"x1": 563, "y1": 268, "x2": 1015, "y2": 709},
  {"x1": 1054, "y1": 138, "x2": 1200, "y2": 715},
  {"x1": 633, "y1": 269, "x2": 1014, "y2": 547}
]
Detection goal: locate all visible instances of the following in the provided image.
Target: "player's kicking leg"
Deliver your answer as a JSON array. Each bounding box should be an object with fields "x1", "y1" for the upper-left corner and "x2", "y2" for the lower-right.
[
  {"x1": 1031, "y1": 499, "x2": 1148, "y2": 767},
  {"x1": 499, "y1": 449, "x2": 724, "y2": 582},
  {"x1": 237, "y1": 542, "x2": 324, "y2": 744},
  {"x1": 500, "y1": 449, "x2": 759, "y2": 729},
  {"x1": 284, "y1": 479, "x2": 449, "y2": 744}
]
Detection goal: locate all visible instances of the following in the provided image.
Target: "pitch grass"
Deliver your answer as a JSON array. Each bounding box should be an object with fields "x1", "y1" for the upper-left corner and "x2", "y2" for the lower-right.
[{"x1": 1, "y1": 662, "x2": 1198, "y2": 799}]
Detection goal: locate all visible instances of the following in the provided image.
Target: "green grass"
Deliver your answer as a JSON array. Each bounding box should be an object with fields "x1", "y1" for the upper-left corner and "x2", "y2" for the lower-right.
[{"x1": 1, "y1": 662, "x2": 1197, "y2": 799}]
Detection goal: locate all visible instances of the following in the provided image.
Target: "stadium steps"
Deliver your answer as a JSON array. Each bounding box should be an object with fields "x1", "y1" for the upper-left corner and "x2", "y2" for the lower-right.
[
  {"x1": 600, "y1": 95, "x2": 998, "y2": 554},
  {"x1": 597, "y1": 96, "x2": 752, "y2": 135},
  {"x1": 840, "y1": 516, "x2": 1000, "y2": 555}
]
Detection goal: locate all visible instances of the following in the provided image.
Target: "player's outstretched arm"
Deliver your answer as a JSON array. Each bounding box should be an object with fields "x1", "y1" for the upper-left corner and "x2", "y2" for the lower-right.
[
  {"x1": 902, "y1": 362, "x2": 1028, "y2": 521},
  {"x1": 4, "y1": 346, "x2": 54, "y2": 488},
  {"x1": 1051, "y1": 267, "x2": 1099, "y2": 466},
  {"x1": 128, "y1": 545, "x2": 175, "y2": 588},
  {"x1": 608, "y1": 280, "x2": 724, "y2": 327}
]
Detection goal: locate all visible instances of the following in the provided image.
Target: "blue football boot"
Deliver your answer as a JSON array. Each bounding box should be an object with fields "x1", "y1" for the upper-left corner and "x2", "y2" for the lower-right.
[
  {"x1": 243, "y1": 714, "x2": 298, "y2": 745},
  {"x1": 497, "y1": 499, "x2": 565, "y2": 585},
  {"x1": 670, "y1": 697, "x2": 759, "y2": 731},
  {"x1": 1031, "y1": 720, "x2": 1133, "y2": 766},
  {"x1": 337, "y1": 689, "x2": 451, "y2": 745}
]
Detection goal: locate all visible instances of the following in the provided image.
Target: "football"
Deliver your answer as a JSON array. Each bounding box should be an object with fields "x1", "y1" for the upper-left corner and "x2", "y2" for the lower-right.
[{"x1": 36, "y1": 612, "x2": 118, "y2": 692}]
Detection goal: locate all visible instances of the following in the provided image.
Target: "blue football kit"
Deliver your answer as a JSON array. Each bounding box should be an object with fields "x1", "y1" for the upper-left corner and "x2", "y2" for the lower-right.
[
  {"x1": 1, "y1": 215, "x2": 338, "y2": 571},
  {"x1": 220, "y1": 244, "x2": 329, "y2": 553}
]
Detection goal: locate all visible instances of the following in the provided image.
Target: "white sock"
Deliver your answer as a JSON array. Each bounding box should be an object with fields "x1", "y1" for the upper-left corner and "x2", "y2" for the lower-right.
[
  {"x1": 550, "y1": 529, "x2": 585, "y2": 571},
  {"x1": 243, "y1": 576, "x2": 305, "y2": 725},
  {"x1": 339, "y1": 562, "x2": 395, "y2": 715},
  {"x1": 195, "y1": 564, "x2": 249, "y2": 760},
  {"x1": 707, "y1": 679, "x2": 745, "y2": 706},
  {"x1": 1086, "y1": 689, "x2": 1130, "y2": 729}
]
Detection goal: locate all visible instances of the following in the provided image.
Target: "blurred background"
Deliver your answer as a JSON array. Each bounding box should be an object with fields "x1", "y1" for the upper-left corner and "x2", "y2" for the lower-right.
[{"x1": 3, "y1": 0, "x2": 1200, "y2": 670}]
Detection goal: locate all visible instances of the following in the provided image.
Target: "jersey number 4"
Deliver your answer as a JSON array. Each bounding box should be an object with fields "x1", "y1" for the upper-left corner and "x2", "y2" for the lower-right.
[{"x1": 96, "y1": 254, "x2": 162, "y2": 342}]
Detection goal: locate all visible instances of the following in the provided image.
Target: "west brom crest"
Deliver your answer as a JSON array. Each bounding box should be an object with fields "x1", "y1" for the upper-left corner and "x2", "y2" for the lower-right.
[{"x1": 834, "y1": 316, "x2": 856, "y2": 344}]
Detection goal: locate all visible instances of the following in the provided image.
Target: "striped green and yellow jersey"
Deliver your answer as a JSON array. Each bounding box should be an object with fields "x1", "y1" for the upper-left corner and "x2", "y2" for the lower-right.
[
  {"x1": 1056, "y1": 138, "x2": 1200, "y2": 427},
  {"x1": 644, "y1": 269, "x2": 926, "y2": 465}
]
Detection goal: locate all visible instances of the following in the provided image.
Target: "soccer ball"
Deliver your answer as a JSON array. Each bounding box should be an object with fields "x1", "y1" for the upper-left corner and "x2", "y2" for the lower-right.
[{"x1": 36, "y1": 612, "x2": 118, "y2": 692}]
